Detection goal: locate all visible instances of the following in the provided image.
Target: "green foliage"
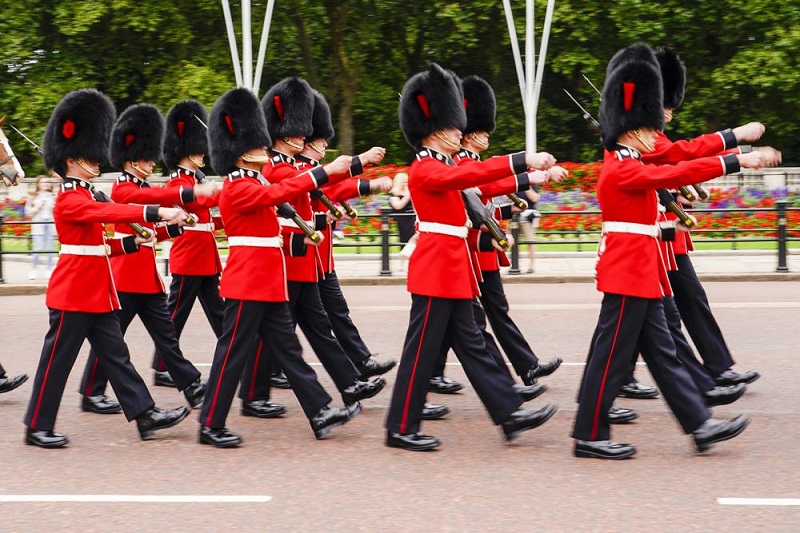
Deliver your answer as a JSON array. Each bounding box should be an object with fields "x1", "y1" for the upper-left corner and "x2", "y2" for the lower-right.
[{"x1": 1, "y1": 0, "x2": 798, "y2": 176}]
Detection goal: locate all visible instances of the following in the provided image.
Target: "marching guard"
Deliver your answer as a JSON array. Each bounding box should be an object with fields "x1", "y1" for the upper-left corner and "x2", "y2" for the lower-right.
[
  {"x1": 24, "y1": 89, "x2": 191, "y2": 448},
  {"x1": 78, "y1": 103, "x2": 215, "y2": 414},
  {"x1": 572, "y1": 44, "x2": 772, "y2": 460},
  {"x1": 385, "y1": 63, "x2": 558, "y2": 451}
]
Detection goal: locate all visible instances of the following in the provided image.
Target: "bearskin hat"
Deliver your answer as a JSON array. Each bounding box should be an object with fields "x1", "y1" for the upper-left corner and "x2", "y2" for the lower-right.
[
  {"x1": 600, "y1": 44, "x2": 664, "y2": 151},
  {"x1": 163, "y1": 100, "x2": 209, "y2": 171},
  {"x1": 262, "y1": 77, "x2": 314, "y2": 141},
  {"x1": 399, "y1": 63, "x2": 467, "y2": 149},
  {"x1": 654, "y1": 46, "x2": 686, "y2": 109},
  {"x1": 308, "y1": 90, "x2": 335, "y2": 141},
  {"x1": 109, "y1": 104, "x2": 165, "y2": 168},
  {"x1": 605, "y1": 42, "x2": 659, "y2": 77},
  {"x1": 462, "y1": 75, "x2": 496, "y2": 135},
  {"x1": 43, "y1": 89, "x2": 116, "y2": 178},
  {"x1": 209, "y1": 88, "x2": 271, "y2": 175}
]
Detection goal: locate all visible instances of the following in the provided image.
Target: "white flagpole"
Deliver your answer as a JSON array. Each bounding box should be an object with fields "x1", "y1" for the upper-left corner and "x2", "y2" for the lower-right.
[
  {"x1": 242, "y1": 0, "x2": 253, "y2": 90},
  {"x1": 253, "y1": 0, "x2": 276, "y2": 96},
  {"x1": 525, "y1": 0, "x2": 536, "y2": 152},
  {"x1": 533, "y1": 0, "x2": 556, "y2": 116},
  {"x1": 221, "y1": 0, "x2": 243, "y2": 87},
  {"x1": 502, "y1": 0, "x2": 527, "y2": 117}
]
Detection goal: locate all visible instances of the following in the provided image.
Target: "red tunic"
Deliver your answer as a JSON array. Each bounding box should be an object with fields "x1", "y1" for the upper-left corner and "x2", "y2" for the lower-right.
[
  {"x1": 46, "y1": 178, "x2": 157, "y2": 313},
  {"x1": 406, "y1": 148, "x2": 528, "y2": 299},
  {"x1": 165, "y1": 167, "x2": 223, "y2": 276},
  {"x1": 596, "y1": 145, "x2": 739, "y2": 299},
  {"x1": 110, "y1": 173, "x2": 189, "y2": 294},
  {"x1": 219, "y1": 165, "x2": 331, "y2": 302}
]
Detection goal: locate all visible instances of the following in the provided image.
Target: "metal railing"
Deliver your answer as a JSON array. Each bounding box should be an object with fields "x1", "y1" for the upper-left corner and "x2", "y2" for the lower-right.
[{"x1": 0, "y1": 202, "x2": 796, "y2": 282}]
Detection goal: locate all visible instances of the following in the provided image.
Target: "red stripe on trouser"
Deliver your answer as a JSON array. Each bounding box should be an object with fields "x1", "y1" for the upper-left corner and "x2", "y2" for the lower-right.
[
  {"x1": 247, "y1": 340, "x2": 264, "y2": 402},
  {"x1": 170, "y1": 275, "x2": 185, "y2": 321},
  {"x1": 205, "y1": 301, "x2": 244, "y2": 428},
  {"x1": 591, "y1": 296, "x2": 626, "y2": 441},
  {"x1": 85, "y1": 357, "x2": 100, "y2": 396},
  {"x1": 400, "y1": 297, "x2": 433, "y2": 434},
  {"x1": 30, "y1": 311, "x2": 65, "y2": 429}
]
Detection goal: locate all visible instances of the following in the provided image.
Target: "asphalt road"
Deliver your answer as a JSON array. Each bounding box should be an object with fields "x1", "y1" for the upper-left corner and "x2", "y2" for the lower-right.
[{"x1": 0, "y1": 282, "x2": 797, "y2": 531}]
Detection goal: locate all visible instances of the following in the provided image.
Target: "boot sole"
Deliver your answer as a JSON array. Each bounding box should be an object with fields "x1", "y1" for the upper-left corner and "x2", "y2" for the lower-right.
[
  {"x1": 386, "y1": 439, "x2": 440, "y2": 451},
  {"x1": 241, "y1": 408, "x2": 286, "y2": 419},
  {"x1": 609, "y1": 413, "x2": 638, "y2": 424},
  {"x1": 139, "y1": 409, "x2": 190, "y2": 440},
  {"x1": 358, "y1": 362, "x2": 397, "y2": 381},
  {"x1": 518, "y1": 385, "x2": 548, "y2": 402},
  {"x1": 503, "y1": 405, "x2": 558, "y2": 442},
  {"x1": 574, "y1": 447, "x2": 636, "y2": 460},
  {"x1": 81, "y1": 406, "x2": 123, "y2": 415},
  {"x1": 25, "y1": 437, "x2": 69, "y2": 448},
  {"x1": 703, "y1": 388, "x2": 747, "y2": 408},
  {"x1": 695, "y1": 417, "x2": 751, "y2": 452},
  {"x1": 422, "y1": 407, "x2": 450, "y2": 420},
  {"x1": 199, "y1": 435, "x2": 242, "y2": 448}
]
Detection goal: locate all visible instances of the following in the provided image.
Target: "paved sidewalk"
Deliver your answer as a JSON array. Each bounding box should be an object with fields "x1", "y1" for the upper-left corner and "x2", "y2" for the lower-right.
[{"x1": 3, "y1": 249, "x2": 798, "y2": 294}]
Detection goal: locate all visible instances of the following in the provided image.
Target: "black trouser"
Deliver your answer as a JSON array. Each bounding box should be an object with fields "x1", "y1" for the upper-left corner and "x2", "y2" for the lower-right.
[
  {"x1": 386, "y1": 295, "x2": 521, "y2": 435},
  {"x1": 26, "y1": 309, "x2": 155, "y2": 430},
  {"x1": 317, "y1": 271, "x2": 371, "y2": 365},
  {"x1": 80, "y1": 292, "x2": 200, "y2": 396},
  {"x1": 670, "y1": 254, "x2": 735, "y2": 377},
  {"x1": 200, "y1": 299, "x2": 331, "y2": 429},
  {"x1": 261, "y1": 281, "x2": 360, "y2": 394},
  {"x1": 153, "y1": 273, "x2": 224, "y2": 372},
  {"x1": 573, "y1": 294, "x2": 709, "y2": 442},
  {"x1": 432, "y1": 297, "x2": 515, "y2": 382}
]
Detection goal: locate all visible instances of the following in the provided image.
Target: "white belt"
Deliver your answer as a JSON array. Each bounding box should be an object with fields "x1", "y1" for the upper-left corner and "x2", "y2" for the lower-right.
[
  {"x1": 183, "y1": 222, "x2": 214, "y2": 232},
  {"x1": 59, "y1": 244, "x2": 109, "y2": 256},
  {"x1": 602, "y1": 222, "x2": 659, "y2": 238},
  {"x1": 279, "y1": 218, "x2": 314, "y2": 229},
  {"x1": 228, "y1": 236, "x2": 282, "y2": 248},
  {"x1": 417, "y1": 221, "x2": 469, "y2": 239},
  {"x1": 115, "y1": 232, "x2": 154, "y2": 247}
]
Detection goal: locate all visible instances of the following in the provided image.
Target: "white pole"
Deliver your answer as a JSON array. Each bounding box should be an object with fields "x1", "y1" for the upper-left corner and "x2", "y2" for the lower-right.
[
  {"x1": 221, "y1": 0, "x2": 243, "y2": 87},
  {"x1": 242, "y1": 0, "x2": 253, "y2": 90},
  {"x1": 253, "y1": 0, "x2": 276, "y2": 95},
  {"x1": 525, "y1": 0, "x2": 536, "y2": 152},
  {"x1": 502, "y1": 0, "x2": 527, "y2": 117},
  {"x1": 533, "y1": 0, "x2": 556, "y2": 116}
]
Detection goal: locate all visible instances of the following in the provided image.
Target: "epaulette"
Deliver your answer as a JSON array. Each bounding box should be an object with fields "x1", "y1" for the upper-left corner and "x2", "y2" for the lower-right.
[
  {"x1": 416, "y1": 147, "x2": 456, "y2": 167},
  {"x1": 456, "y1": 149, "x2": 480, "y2": 162},
  {"x1": 117, "y1": 172, "x2": 149, "y2": 187},
  {"x1": 613, "y1": 145, "x2": 642, "y2": 162},
  {"x1": 268, "y1": 151, "x2": 295, "y2": 167},
  {"x1": 228, "y1": 168, "x2": 269, "y2": 185}
]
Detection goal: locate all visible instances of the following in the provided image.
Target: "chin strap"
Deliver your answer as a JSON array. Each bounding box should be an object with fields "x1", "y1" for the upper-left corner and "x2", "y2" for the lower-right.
[
  {"x1": 434, "y1": 130, "x2": 461, "y2": 150},
  {"x1": 188, "y1": 154, "x2": 206, "y2": 168},
  {"x1": 632, "y1": 129, "x2": 656, "y2": 153},
  {"x1": 309, "y1": 141, "x2": 326, "y2": 157},
  {"x1": 130, "y1": 161, "x2": 151, "y2": 178},
  {"x1": 76, "y1": 157, "x2": 101, "y2": 177},
  {"x1": 241, "y1": 151, "x2": 271, "y2": 163},
  {"x1": 664, "y1": 109, "x2": 673, "y2": 122},
  {"x1": 468, "y1": 132, "x2": 489, "y2": 149},
  {"x1": 283, "y1": 137, "x2": 304, "y2": 151}
]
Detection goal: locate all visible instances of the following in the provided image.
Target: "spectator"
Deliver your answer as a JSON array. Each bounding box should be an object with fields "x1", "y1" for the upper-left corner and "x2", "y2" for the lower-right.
[
  {"x1": 388, "y1": 172, "x2": 416, "y2": 272},
  {"x1": 518, "y1": 186, "x2": 541, "y2": 273},
  {"x1": 26, "y1": 175, "x2": 56, "y2": 280}
]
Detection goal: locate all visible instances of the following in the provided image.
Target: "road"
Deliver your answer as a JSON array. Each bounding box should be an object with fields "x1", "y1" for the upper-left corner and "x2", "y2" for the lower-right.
[{"x1": 0, "y1": 282, "x2": 797, "y2": 531}]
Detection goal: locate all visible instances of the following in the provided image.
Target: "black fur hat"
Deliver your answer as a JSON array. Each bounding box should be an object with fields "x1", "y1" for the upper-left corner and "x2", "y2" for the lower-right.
[
  {"x1": 308, "y1": 90, "x2": 335, "y2": 141},
  {"x1": 110, "y1": 104, "x2": 165, "y2": 168},
  {"x1": 399, "y1": 63, "x2": 467, "y2": 149},
  {"x1": 43, "y1": 89, "x2": 116, "y2": 177},
  {"x1": 163, "y1": 100, "x2": 209, "y2": 171},
  {"x1": 209, "y1": 87, "x2": 271, "y2": 175},
  {"x1": 462, "y1": 75, "x2": 496, "y2": 135},
  {"x1": 600, "y1": 45, "x2": 664, "y2": 151},
  {"x1": 655, "y1": 46, "x2": 686, "y2": 109},
  {"x1": 262, "y1": 77, "x2": 314, "y2": 141},
  {"x1": 605, "y1": 42, "x2": 658, "y2": 77}
]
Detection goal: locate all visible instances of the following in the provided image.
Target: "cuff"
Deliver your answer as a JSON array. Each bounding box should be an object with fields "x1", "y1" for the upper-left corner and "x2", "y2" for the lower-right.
[
  {"x1": 289, "y1": 233, "x2": 307, "y2": 257},
  {"x1": 166, "y1": 224, "x2": 184, "y2": 238},
  {"x1": 509, "y1": 152, "x2": 527, "y2": 175},
  {"x1": 720, "y1": 153, "x2": 741, "y2": 175},
  {"x1": 514, "y1": 172, "x2": 531, "y2": 192},
  {"x1": 314, "y1": 213, "x2": 328, "y2": 231},
  {"x1": 350, "y1": 157, "x2": 364, "y2": 177},
  {"x1": 718, "y1": 129, "x2": 738, "y2": 150},
  {"x1": 180, "y1": 187, "x2": 195, "y2": 204},
  {"x1": 478, "y1": 232, "x2": 495, "y2": 252},
  {"x1": 309, "y1": 166, "x2": 329, "y2": 187},
  {"x1": 658, "y1": 221, "x2": 677, "y2": 242},
  {"x1": 144, "y1": 205, "x2": 161, "y2": 222},
  {"x1": 121, "y1": 235, "x2": 140, "y2": 254},
  {"x1": 358, "y1": 179, "x2": 371, "y2": 197},
  {"x1": 497, "y1": 205, "x2": 514, "y2": 221}
]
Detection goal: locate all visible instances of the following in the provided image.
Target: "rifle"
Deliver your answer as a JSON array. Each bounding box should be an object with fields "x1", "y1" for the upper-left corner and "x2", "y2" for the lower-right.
[
  {"x1": 507, "y1": 193, "x2": 527, "y2": 210},
  {"x1": 10, "y1": 124, "x2": 153, "y2": 239},
  {"x1": 309, "y1": 189, "x2": 343, "y2": 218},
  {"x1": 462, "y1": 190, "x2": 509, "y2": 251},
  {"x1": 562, "y1": 93, "x2": 695, "y2": 228}
]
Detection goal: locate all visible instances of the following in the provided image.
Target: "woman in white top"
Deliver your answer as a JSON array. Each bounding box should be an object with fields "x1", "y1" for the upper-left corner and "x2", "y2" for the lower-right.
[{"x1": 26, "y1": 175, "x2": 56, "y2": 279}]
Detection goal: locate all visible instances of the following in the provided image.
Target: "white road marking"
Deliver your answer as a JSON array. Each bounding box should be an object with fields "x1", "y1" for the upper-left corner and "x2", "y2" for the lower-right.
[
  {"x1": 194, "y1": 361, "x2": 643, "y2": 368},
  {"x1": 0, "y1": 495, "x2": 271, "y2": 503},
  {"x1": 348, "y1": 301, "x2": 800, "y2": 312},
  {"x1": 718, "y1": 498, "x2": 800, "y2": 506}
]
